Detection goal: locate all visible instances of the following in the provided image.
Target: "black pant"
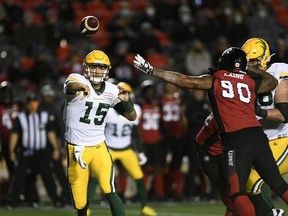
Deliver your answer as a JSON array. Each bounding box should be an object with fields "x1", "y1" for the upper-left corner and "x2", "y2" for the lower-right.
[
  {"x1": 197, "y1": 149, "x2": 227, "y2": 195},
  {"x1": 9, "y1": 150, "x2": 61, "y2": 207},
  {"x1": 221, "y1": 126, "x2": 288, "y2": 200},
  {"x1": 51, "y1": 156, "x2": 72, "y2": 204}
]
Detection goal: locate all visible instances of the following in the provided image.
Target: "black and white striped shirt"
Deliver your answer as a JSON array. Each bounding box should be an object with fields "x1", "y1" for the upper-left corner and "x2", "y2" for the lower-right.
[{"x1": 12, "y1": 110, "x2": 55, "y2": 151}]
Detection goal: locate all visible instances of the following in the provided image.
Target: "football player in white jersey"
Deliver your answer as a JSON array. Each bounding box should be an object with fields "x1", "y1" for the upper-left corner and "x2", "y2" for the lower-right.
[
  {"x1": 63, "y1": 50, "x2": 136, "y2": 216},
  {"x1": 242, "y1": 38, "x2": 288, "y2": 216},
  {"x1": 105, "y1": 82, "x2": 157, "y2": 216}
]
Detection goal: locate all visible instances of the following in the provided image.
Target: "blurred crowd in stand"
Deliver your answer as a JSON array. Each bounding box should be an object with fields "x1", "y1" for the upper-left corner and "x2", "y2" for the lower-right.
[{"x1": 0, "y1": 0, "x2": 288, "y2": 207}]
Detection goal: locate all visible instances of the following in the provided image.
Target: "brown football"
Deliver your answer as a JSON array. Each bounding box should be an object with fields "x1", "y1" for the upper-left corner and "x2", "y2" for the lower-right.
[{"x1": 80, "y1": 16, "x2": 99, "y2": 35}]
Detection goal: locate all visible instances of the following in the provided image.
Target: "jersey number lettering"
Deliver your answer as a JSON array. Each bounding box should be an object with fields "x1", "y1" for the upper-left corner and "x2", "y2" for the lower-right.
[
  {"x1": 142, "y1": 112, "x2": 160, "y2": 130},
  {"x1": 163, "y1": 104, "x2": 180, "y2": 121},
  {"x1": 80, "y1": 102, "x2": 109, "y2": 125},
  {"x1": 221, "y1": 80, "x2": 251, "y2": 103},
  {"x1": 109, "y1": 123, "x2": 132, "y2": 137}
]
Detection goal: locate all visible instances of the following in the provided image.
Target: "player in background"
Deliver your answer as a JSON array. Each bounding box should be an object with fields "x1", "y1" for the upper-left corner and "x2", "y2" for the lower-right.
[
  {"x1": 105, "y1": 81, "x2": 157, "y2": 216},
  {"x1": 133, "y1": 48, "x2": 288, "y2": 215},
  {"x1": 242, "y1": 38, "x2": 288, "y2": 215},
  {"x1": 63, "y1": 50, "x2": 136, "y2": 216},
  {"x1": 0, "y1": 81, "x2": 20, "y2": 181},
  {"x1": 196, "y1": 113, "x2": 285, "y2": 216},
  {"x1": 160, "y1": 82, "x2": 188, "y2": 201},
  {"x1": 138, "y1": 80, "x2": 166, "y2": 201},
  {"x1": 196, "y1": 113, "x2": 236, "y2": 216}
]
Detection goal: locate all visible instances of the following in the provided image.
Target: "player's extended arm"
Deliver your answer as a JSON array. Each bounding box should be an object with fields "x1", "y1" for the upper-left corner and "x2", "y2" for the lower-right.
[
  {"x1": 248, "y1": 65, "x2": 278, "y2": 94},
  {"x1": 134, "y1": 54, "x2": 212, "y2": 90},
  {"x1": 66, "y1": 82, "x2": 90, "y2": 98}
]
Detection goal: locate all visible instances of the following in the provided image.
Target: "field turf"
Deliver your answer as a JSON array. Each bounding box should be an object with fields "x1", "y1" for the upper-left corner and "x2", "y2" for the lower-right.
[{"x1": 0, "y1": 200, "x2": 287, "y2": 216}]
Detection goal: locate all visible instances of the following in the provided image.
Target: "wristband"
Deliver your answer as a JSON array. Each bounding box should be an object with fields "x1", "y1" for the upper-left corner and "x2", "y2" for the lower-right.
[
  {"x1": 256, "y1": 108, "x2": 268, "y2": 118},
  {"x1": 122, "y1": 99, "x2": 134, "y2": 113}
]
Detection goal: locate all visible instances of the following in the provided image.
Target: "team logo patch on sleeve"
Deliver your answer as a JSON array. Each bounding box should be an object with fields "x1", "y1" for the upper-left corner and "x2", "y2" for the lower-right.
[{"x1": 279, "y1": 71, "x2": 288, "y2": 80}]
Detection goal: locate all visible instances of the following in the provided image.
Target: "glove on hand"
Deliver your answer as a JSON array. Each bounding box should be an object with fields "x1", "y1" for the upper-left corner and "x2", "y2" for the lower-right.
[
  {"x1": 138, "y1": 152, "x2": 148, "y2": 165},
  {"x1": 255, "y1": 103, "x2": 268, "y2": 118},
  {"x1": 73, "y1": 145, "x2": 88, "y2": 169},
  {"x1": 133, "y1": 54, "x2": 154, "y2": 75}
]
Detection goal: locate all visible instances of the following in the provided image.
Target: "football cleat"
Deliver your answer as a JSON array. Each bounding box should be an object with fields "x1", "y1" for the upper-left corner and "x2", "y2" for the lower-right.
[
  {"x1": 224, "y1": 209, "x2": 238, "y2": 216},
  {"x1": 272, "y1": 208, "x2": 285, "y2": 216},
  {"x1": 142, "y1": 205, "x2": 158, "y2": 216},
  {"x1": 87, "y1": 208, "x2": 92, "y2": 216}
]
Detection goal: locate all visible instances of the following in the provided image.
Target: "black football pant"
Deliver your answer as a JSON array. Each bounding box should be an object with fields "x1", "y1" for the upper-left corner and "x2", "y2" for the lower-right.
[{"x1": 221, "y1": 126, "x2": 288, "y2": 201}]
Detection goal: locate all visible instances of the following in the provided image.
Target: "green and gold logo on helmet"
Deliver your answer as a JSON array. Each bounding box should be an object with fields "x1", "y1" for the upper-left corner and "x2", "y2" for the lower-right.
[{"x1": 241, "y1": 38, "x2": 271, "y2": 70}]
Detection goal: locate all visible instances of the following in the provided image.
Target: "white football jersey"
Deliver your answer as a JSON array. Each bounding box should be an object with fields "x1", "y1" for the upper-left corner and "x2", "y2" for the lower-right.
[
  {"x1": 63, "y1": 73, "x2": 121, "y2": 146},
  {"x1": 258, "y1": 62, "x2": 288, "y2": 140},
  {"x1": 105, "y1": 104, "x2": 141, "y2": 149}
]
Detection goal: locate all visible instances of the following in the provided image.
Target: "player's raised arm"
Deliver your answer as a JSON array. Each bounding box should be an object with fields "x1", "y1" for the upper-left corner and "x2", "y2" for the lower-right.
[
  {"x1": 247, "y1": 65, "x2": 278, "y2": 94},
  {"x1": 133, "y1": 54, "x2": 212, "y2": 90}
]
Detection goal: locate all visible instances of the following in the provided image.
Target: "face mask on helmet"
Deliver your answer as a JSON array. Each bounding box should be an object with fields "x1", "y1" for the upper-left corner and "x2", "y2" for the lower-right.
[
  {"x1": 241, "y1": 38, "x2": 274, "y2": 70},
  {"x1": 218, "y1": 47, "x2": 248, "y2": 71},
  {"x1": 83, "y1": 50, "x2": 111, "y2": 84}
]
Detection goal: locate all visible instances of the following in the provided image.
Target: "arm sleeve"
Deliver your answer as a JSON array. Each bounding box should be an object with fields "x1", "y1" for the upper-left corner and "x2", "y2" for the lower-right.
[
  {"x1": 63, "y1": 73, "x2": 85, "y2": 94},
  {"x1": 113, "y1": 102, "x2": 126, "y2": 116},
  {"x1": 46, "y1": 114, "x2": 57, "y2": 132}
]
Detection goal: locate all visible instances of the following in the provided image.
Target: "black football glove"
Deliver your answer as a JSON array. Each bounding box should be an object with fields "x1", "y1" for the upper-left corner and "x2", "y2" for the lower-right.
[
  {"x1": 133, "y1": 54, "x2": 154, "y2": 75},
  {"x1": 255, "y1": 103, "x2": 268, "y2": 118}
]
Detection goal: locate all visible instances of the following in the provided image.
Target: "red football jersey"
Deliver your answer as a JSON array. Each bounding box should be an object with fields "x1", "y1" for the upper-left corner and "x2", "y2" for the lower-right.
[
  {"x1": 0, "y1": 103, "x2": 19, "y2": 143},
  {"x1": 161, "y1": 94, "x2": 186, "y2": 137},
  {"x1": 208, "y1": 70, "x2": 261, "y2": 133},
  {"x1": 139, "y1": 102, "x2": 162, "y2": 144},
  {"x1": 196, "y1": 113, "x2": 222, "y2": 156}
]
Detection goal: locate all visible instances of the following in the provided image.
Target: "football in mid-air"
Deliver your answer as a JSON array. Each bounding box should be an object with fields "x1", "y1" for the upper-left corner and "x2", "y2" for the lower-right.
[{"x1": 80, "y1": 16, "x2": 99, "y2": 35}]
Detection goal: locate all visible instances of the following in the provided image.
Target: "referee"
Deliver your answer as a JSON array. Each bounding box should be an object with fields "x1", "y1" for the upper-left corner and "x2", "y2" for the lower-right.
[{"x1": 8, "y1": 93, "x2": 62, "y2": 208}]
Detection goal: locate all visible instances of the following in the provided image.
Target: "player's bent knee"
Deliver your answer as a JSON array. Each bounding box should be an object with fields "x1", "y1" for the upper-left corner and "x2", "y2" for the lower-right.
[{"x1": 75, "y1": 199, "x2": 88, "y2": 210}]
